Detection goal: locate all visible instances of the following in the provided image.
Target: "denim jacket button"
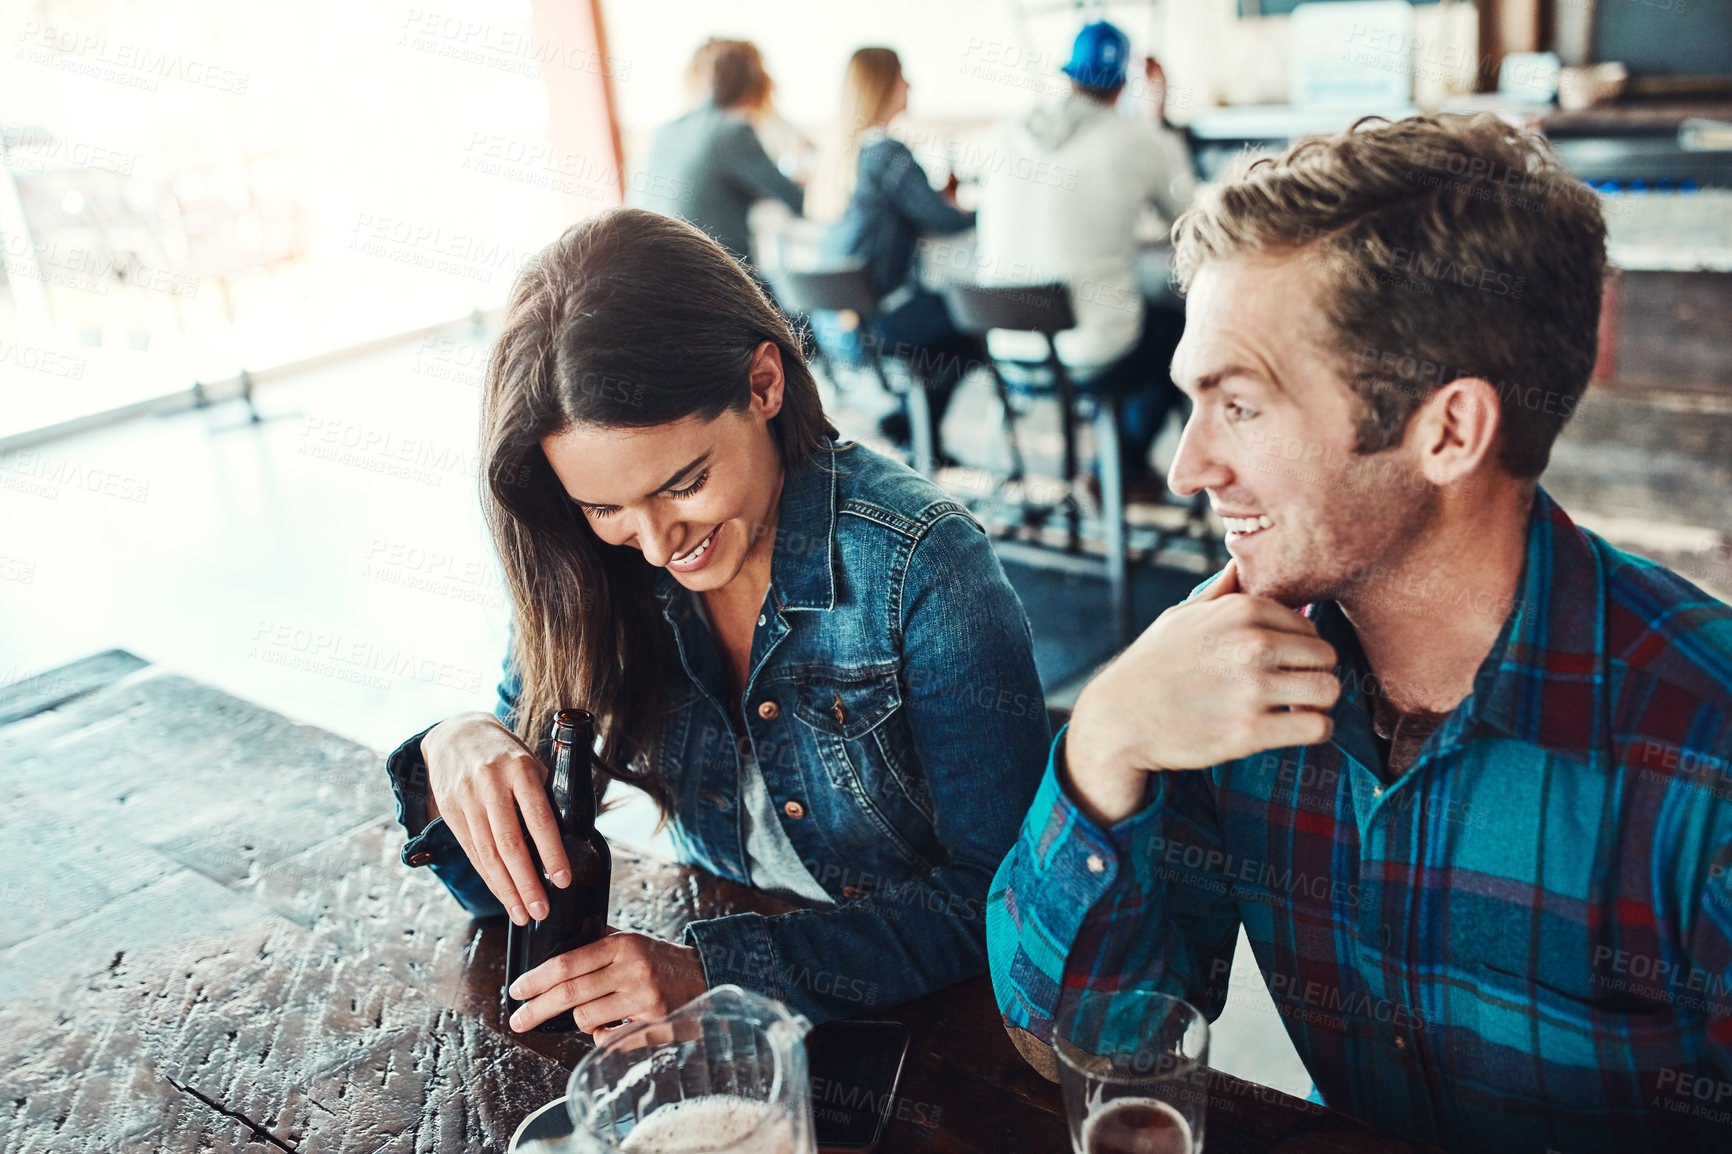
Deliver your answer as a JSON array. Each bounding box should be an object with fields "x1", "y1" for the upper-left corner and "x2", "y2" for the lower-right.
[
  {"x1": 843, "y1": 885, "x2": 864, "y2": 899},
  {"x1": 783, "y1": 800, "x2": 806, "y2": 819},
  {"x1": 758, "y1": 700, "x2": 780, "y2": 720},
  {"x1": 1086, "y1": 853, "x2": 1106, "y2": 873},
  {"x1": 408, "y1": 851, "x2": 433, "y2": 866}
]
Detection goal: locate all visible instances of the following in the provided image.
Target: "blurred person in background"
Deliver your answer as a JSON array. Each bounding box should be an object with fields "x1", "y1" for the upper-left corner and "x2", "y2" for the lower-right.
[
  {"x1": 634, "y1": 39, "x2": 803, "y2": 270},
  {"x1": 975, "y1": 21, "x2": 1196, "y2": 504},
  {"x1": 815, "y1": 47, "x2": 982, "y2": 462},
  {"x1": 386, "y1": 209, "x2": 1050, "y2": 1030},
  {"x1": 681, "y1": 37, "x2": 816, "y2": 188}
]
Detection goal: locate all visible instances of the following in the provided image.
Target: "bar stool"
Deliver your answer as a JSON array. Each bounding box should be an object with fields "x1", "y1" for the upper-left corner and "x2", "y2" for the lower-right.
[
  {"x1": 774, "y1": 263, "x2": 937, "y2": 478},
  {"x1": 940, "y1": 281, "x2": 1135, "y2": 647}
]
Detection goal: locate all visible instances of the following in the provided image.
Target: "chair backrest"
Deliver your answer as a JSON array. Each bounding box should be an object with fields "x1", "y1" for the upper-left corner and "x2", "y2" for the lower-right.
[
  {"x1": 940, "y1": 282, "x2": 1076, "y2": 337},
  {"x1": 773, "y1": 263, "x2": 879, "y2": 316}
]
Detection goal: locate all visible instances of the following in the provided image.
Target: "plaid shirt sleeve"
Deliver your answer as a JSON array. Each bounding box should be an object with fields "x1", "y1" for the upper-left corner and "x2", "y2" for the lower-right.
[
  {"x1": 1694, "y1": 827, "x2": 1732, "y2": 1061},
  {"x1": 987, "y1": 726, "x2": 1241, "y2": 1064}
]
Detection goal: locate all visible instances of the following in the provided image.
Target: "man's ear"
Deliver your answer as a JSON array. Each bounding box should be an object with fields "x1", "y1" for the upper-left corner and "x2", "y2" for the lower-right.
[
  {"x1": 748, "y1": 341, "x2": 785, "y2": 420},
  {"x1": 1411, "y1": 376, "x2": 1501, "y2": 487}
]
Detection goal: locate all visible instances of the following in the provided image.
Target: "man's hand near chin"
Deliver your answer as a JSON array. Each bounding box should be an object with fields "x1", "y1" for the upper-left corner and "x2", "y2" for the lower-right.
[{"x1": 1063, "y1": 559, "x2": 1344, "y2": 827}]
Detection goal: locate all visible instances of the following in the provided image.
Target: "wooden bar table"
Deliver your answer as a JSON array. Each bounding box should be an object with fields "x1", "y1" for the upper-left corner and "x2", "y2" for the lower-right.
[{"x1": 0, "y1": 654, "x2": 1441, "y2": 1153}]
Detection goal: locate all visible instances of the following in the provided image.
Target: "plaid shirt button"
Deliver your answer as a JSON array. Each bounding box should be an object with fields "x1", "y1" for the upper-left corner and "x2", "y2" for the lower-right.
[
  {"x1": 1086, "y1": 854, "x2": 1106, "y2": 873},
  {"x1": 1395, "y1": 1036, "x2": 1407, "y2": 1050}
]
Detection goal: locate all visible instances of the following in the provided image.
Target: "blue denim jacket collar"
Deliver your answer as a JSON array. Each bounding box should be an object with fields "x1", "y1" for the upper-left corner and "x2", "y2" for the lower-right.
[
  {"x1": 653, "y1": 439, "x2": 840, "y2": 615},
  {"x1": 765, "y1": 441, "x2": 840, "y2": 613}
]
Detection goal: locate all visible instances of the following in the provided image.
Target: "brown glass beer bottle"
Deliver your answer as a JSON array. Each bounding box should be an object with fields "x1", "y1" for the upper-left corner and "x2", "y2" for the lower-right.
[{"x1": 505, "y1": 708, "x2": 612, "y2": 1033}]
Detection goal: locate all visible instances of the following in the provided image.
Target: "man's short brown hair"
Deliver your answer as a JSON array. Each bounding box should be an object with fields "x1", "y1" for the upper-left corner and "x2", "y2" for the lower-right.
[
  {"x1": 707, "y1": 40, "x2": 770, "y2": 110},
  {"x1": 1172, "y1": 113, "x2": 1608, "y2": 478}
]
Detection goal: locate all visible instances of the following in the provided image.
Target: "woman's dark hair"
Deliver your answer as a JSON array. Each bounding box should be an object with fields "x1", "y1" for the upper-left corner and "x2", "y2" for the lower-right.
[{"x1": 481, "y1": 208, "x2": 837, "y2": 817}]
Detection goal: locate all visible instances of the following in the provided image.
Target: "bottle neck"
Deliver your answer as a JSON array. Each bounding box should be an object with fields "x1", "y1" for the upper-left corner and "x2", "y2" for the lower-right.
[{"x1": 549, "y1": 713, "x2": 597, "y2": 834}]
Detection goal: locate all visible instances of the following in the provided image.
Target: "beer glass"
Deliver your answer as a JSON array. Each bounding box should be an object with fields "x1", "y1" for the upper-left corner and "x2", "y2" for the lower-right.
[
  {"x1": 1053, "y1": 989, "x2": 1209, "y2": 1154},
  {"x1": 563, "y1": 985, "x2": 815, "y2": 1154}
]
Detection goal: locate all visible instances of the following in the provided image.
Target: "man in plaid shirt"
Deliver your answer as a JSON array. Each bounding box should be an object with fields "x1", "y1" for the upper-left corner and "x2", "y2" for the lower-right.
[{"x1": 987, "y1": 113, "x2": 1732, "y2": 1152}]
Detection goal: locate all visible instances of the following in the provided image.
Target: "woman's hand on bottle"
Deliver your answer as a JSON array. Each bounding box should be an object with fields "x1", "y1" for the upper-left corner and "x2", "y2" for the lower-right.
[
  {"x1": 422, "y1": 711, "x2": 572, "y2": 927},
  {"x1": 506, "y1": 928, "x2": 709, "y2": 1035}
]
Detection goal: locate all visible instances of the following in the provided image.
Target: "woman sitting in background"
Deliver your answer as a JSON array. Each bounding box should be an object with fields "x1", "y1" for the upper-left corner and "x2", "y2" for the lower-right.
[
  {"x1": 815, "y1": 47, "x2": 984, "y2": 463},
  {"x1": 681, "y1": 38, "x2": 815, "y2": 189},
  {"x1": 385, "y1": 208, "x2": 1050, "y2": 1031},
  {"x1": 634, "y1": 39, "x2": 803, "y2": 271}
]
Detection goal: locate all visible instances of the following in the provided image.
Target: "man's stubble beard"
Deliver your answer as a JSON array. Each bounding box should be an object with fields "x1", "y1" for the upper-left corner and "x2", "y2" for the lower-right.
[{"x1": 1243, "y1": 450, "x2": 1440, "y2": 612}]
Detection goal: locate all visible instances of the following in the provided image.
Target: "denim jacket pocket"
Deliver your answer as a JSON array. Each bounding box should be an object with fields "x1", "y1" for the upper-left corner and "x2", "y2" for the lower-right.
[
  {"x1": 790, "y1": 664, "x2": 901, "y2": 738},
  {"x1": 789, "y1": 665, "x2": 936, "y2": 871}
]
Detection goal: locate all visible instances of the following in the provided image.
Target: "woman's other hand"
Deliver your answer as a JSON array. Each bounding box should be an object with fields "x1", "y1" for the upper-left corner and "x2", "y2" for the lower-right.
[
  {"x1": 421, "y1": 711, "x2": 572, "y2": 926},
  {"x1": 506, "y1": 928, "x2": 709, "y2": 1036}
]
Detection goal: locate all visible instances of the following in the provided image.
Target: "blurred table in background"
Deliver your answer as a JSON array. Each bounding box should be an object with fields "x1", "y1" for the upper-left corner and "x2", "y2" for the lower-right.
[{"x1": 0, "y1": 651, "x2": 1440, "y2": 1153}]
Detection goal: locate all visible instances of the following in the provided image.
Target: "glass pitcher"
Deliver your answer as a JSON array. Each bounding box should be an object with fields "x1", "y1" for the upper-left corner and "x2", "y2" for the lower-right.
[{"x1": 559, "y1": 985, "x2": 815, "y2": 1154}]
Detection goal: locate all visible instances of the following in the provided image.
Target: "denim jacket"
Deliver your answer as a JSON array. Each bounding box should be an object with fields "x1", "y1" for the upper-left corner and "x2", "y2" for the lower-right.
[
  {"x1": 386, "y1": 439, "x2": 1051, "y2": 1022},
  {"x1": 821, "y1": 134, "x2": 975, "y2": 304}
]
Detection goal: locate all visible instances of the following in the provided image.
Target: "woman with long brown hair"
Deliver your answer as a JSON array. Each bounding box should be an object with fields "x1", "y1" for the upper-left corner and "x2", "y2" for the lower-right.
[
  {"x1": 813, "y1": 47, "x2": 983, "y2": 462},
  {"x1": 385, "y1": 208, "x2": 1050, "y2": 1030}
]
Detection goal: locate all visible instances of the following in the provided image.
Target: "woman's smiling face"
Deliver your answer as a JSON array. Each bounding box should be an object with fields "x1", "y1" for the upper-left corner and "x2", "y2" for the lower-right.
[{"x1": 538, "y1": 342, "x2": 787, "y2": 593}]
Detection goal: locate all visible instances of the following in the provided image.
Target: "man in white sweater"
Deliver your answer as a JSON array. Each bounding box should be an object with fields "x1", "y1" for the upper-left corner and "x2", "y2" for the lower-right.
[{"x1": 976, "y1": 22, "x2": 1196, "y2": 500}]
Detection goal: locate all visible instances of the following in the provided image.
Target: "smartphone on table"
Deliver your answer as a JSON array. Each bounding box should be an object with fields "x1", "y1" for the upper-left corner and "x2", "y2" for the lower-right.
[{"x1": 807, "y1": 1019, "x2": 911, "y2": 1154}]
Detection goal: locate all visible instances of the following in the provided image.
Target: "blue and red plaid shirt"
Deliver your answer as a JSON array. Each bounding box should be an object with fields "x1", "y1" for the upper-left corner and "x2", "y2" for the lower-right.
[{"x1": 988, "y1": 489, "x2": 1732, "y2": 1152}]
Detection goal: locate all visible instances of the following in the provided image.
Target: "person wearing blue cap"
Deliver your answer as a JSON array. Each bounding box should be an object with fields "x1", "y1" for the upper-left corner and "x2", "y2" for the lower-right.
[
  {"x1": 1063, "y1": 20, "x2": 1131, "y2": 91},
  {"x1": 975, "y1": 21, "x2": 1196, "y2": 504}
]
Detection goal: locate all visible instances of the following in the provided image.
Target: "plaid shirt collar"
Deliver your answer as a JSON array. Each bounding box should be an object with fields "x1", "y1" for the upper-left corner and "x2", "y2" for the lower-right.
[{"x1": 1311, "y1": 486, "x2": 1611, "y2": 775}]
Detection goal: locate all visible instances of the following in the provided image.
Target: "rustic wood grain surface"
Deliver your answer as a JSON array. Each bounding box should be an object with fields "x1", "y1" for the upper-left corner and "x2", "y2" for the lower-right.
[{"x1": 0, "y1": 655, "x2": 1441, "y2": 1153}]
